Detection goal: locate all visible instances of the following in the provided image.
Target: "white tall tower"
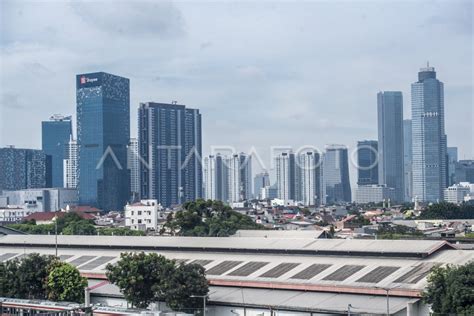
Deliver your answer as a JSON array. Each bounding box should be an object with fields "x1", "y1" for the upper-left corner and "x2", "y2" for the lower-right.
[{"x1": 63, "y1": 135, "x2": 78, "y2": 189}]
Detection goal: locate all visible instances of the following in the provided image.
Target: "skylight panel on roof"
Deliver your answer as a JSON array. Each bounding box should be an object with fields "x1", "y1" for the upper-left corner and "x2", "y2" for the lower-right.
[
  {"x1": 356, "y1": 266, "x2": 400, "y2": 283},
  {"x1": 227, "y1": 261, "x2": 270, "y2": 277},
  {"x1": 69, "y1": 255, "x2": 95, "y2": 267},
  {"x1": 206, "y1": 261, "x2": 243, "y2": 275},
  {"x1": 322, "y1": 265, "x2": 365, "y2": 281},
  {"x1": 291, "y1": 264, "x2": 332, "y2": 280},
  {"x1": 78, "y1": 256, "x2": 115, "y2": 270},
  {"x1": 259, "y1": 263, "x2": 300, "y2": 278}
]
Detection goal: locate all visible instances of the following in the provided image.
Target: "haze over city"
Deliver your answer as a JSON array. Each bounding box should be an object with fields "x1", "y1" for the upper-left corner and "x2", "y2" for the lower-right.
[{"x1": 1, "y1": 1, "x2": 473, "y2": 183}]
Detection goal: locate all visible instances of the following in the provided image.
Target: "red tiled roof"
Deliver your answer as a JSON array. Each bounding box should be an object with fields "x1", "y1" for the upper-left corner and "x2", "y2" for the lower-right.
[{"x1": 70, "y1": 206, "x2": 101, "y2": 213}]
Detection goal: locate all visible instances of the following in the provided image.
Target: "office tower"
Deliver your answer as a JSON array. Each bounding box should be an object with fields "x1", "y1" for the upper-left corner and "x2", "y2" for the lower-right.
[
  {"x1": 41, "y1": 114, "x2": 72, "y2": 188},
  {"x1": 275, "y1": 152, "x2": 296, "y2": 202},
  {"x1": 76, "y1": 72, "x2": 130, "y2": 210},
  {"x1": 139, "y1": 102, "x2": 202, "y2": 207},
  {"x1": 226, "y1": 153, "x2": 252, "y2": 203},
  {"x1": 455, "y1": 160, "x2": 474, "y2": 183},
  {"x1": 127, "y1": 138, "x2": 140, "y2": 201},
  {"x1": 204, "y1": 155, "x2": 217, "y2": 200},
  {"x1": 203, "y1": 154, "x2": 228, "y2": 202},
  {"x1": 447, "y1": 147, "x2": 458, "y2": 186},
  {"x1": 254, "y1": 171, "x2": 270, "y2": 200},
  {"x1": 411, "y1": 65, "x2": 447, "y2": 202},
  {"x1": 63, "y1": 135, "x2": 78, "y2": 189},
  {"x1": 403, "y1": 120, "x2": 413, "y2": 202},
  {"x1": 0, "y1": 147, "x2": 50, "y2": 191},
  {"x1": 357, "y1": 140, "x2": 378, "y2": 185},
  {"x1": 321, "y1": 145, "x2": 351, "y2": 204},
  {"x1": 183, "y1": 108, "x2": 203, "y2": 202},
  {"x1": 377, "y1": 91, "x2": 404, "y2": 202},
  {"x1": 297, "y1": 151, "x2": 321, "y2": 206}
]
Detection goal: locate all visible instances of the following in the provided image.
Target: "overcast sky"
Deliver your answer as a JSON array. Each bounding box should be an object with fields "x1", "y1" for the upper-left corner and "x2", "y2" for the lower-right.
[{"x1": 1, "y1": 0, "x2": 472, "y2": 186}]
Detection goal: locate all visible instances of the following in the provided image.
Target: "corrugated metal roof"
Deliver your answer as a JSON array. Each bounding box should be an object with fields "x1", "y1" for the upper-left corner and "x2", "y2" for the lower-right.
[{"x1": 0, "y1": 235, "x2": 456, "y2": 258}]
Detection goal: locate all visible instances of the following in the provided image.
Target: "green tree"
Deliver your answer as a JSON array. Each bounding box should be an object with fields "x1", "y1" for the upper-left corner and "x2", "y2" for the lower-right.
[
  {"x1": 418, "y1": 202, "x2": 474, "y2": 220},
  {"x1": 0, "y1": 254, "x2": 57, "y2": 299},
  {"x1": 106, "y1": 252, "x2": 175, "y2": 308},
  {"x1": 62, "y1": 221, "x2": 97, "y2": 235},
  {"x1": 423, "y1": 262, "x2": 474, "y2": 315},
  {"x1": 106, "y1": 252, "x2": 208, "y2": 312},
  {"x1": 47, "y1": 262, "x2": 88, "y2": 303},
  {"x1": 161, "y1": 263, "x2": 208, "y2": 313},
  {"x1": 164, "y1": 199, "x2": 264, "y2": 237}
]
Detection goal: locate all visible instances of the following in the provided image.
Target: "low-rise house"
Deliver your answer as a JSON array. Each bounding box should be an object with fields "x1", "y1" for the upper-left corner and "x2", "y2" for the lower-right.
[{"x1": 124, "y1": 199, "x2": 164, "y2": 231}]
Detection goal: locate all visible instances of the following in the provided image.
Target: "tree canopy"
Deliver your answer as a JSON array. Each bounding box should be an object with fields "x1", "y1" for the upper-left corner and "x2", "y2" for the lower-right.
[
  {"x1": 8, "y1": 212, "x2": 144, "y2": 236},
  {"x1": 47, "y1": 261, "x2": 88, "y2": 303},
  {"x1": 0, "y1": 253, "x2": 86, "y2": 303},
  {"x1": 423, "y1": 262, "x2": 474, "y2": 315},
  {"x1": 419, "y1": 202, "x2": 474, "y2": 220},
  {"x1": 162, "y1": 199, "x2": 264, "y2": 236},
  {"x1": 106, "y1": 252, "x2": 208, "y2": 312}
]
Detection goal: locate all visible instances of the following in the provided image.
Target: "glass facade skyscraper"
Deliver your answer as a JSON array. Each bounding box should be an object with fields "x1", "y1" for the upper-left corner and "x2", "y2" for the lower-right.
[
  {"x1": 322, "y1": 145, "x2": 351, "y2": 204},
  {"x1": 254, "y1": 171, "x2": 270, "y2": 200},
  {"x1": 275, "y1": 152, "x2": 296, "y2": 202},
  {"x1": 297, "y1": 151, "x2": 321, "y2": 206},
  {"x1": 357, "y1": 140, "x2": 378, "y2": 185},
  {"x1": 411, "y1": 66, "x2": 447, "y2": 202},
  {"x1": 41, "y1": 114, "x2": 72, "y2": 188},
  {"x1": 139, "y1": 102, "x2": 202, "y2": 207},
  {"x1": 403, "y1": 119, "x2": 413, "y2": 202},
  {"x1": 0, "y1": 147, "x2": 50, "y2": 191},
  {"x1": 377, "y1": 91, "x2": 404, "y2": 202},
  {"x1": 76, "y1": 72, "x2": 130, "y2": 211}
]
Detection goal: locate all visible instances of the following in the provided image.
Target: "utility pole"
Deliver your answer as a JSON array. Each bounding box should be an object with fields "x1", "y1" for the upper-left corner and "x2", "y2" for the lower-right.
[{"x1": 347, "y1": 304, "x2": 353, "y2": 316}]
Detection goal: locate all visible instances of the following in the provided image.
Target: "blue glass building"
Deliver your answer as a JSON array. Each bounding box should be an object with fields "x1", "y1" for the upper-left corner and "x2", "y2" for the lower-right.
[
  {"x1": 76, "y1": 72, "x2": 130, "y2": 210},
  {"x1": 403, "y1": 119, "x2": 413, "y2": 202},
  {"x1": 0, "y1": 147, "x2": 50, "y2": 191},
  {"x1": 377, "y1": 91, "x2": 404, "y2": 202},
  {"x1": 139, "y1": 102, "x2": 202, "y2": 207},
  {"x1": 357, "y1": 140, "x2": 378, "y2": 185},
  {"x1": 322, "y1": 145, "x2": 351, "y2": 204},
  {"x1": 411, "y1": 66, "x2": 447, "y2": 202},
  {"x1": 41, "y1": 114, "x2": 72, "y2": 188}
]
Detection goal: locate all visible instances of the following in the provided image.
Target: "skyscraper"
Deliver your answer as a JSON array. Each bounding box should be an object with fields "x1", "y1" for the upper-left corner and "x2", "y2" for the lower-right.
[
  {"x1": 203, "y1": 154, "x2": 227, "y2": 202},
  {"x1": 403, "y1": 119, "x2": 413, "y2": 202},
  {"x1": 139, "y1": 102, "x2": 202, "y2": 207},
  {"x1": 0, "y1": 147, "x2": 50, "y2": 191},
  {"x1": 321, "y1": 145, "x2": 351, "y2": 204},
  {"x1": 411, "y1": 65, "x2": 447, "y2": 202},
  {"x1": 76, "y1": 72, "x2": 130, "y2": 211},
  {"x1": 41, "y1": 114, "x2": 72, "y2": 188},
  {"x1": 275, "y1": 152, "x2": 296, "y2": 202},
  {"x1": 226, "y1": 153, "x2": 252, "y2": 203},
  {"x1": 357, "y1": 140, "x2": 378, "y2": 185},
  {"x1": 447, "y1": 147, "x2": 458, "y2": 186},
  {"x1": 377, "y1": 91, "x2": 404, "y2": 202},
  {"x1": 63, "y1": 135, "x2": 78, "y2": 189},
  {"x1": 254, "y1": 171, "x2": 270, "y2": 200},
  {"x1": 297, "y1": 151, "x2": 321, "y2": 206},
  {"x1": 127, "y1": 138, "x2": 140, "y2": 201}
]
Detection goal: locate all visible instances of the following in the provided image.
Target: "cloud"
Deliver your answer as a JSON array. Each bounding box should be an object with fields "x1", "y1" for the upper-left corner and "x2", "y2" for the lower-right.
[{"x1": 71, "y1": 1, "x2": 185, "y2": 38}]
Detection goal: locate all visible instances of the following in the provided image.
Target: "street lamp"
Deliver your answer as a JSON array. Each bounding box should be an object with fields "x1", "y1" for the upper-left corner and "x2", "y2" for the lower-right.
[
  {"x1": 190, "y1": 294, "x2": 207, "y2": 316},
  {"x1": 376, "y1": 285, "x2": 400, "y2": 316},
  {"x1": 52, "y1": 212, "x2": 58, "y2": 257}
]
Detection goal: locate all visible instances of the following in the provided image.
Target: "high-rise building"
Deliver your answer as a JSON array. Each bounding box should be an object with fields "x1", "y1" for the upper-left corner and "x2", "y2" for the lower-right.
[
  {"x1": 377, "y1": 91, "x2": 404, "y2": 202},
  {"x1": 357, "y1": 140, "x2": 378, "y2": 185},
  {"x1": 297, "y1": 151, "x2": 321, "y2": 206},
  {"x1": 403, "y1": 119, "x2": 413, "y2": 202},
  {"x1": 321, "y1": 145, "x2": 351, "y2": 204},
  {"x1": 76, "y1": 72, "x2": 130, "y2": 211},
  {"x1": 226, "y1": 153, "x2": 252, "y2": 203},
  {"x1": 138, "y1": 102, "x2": 202, "y2": 207},
  {"x1": 41, "y1": 114, "x2": 72, "y2": 188},
  {"x1": 455, "y1": 160, "x2": 474, "y2": 183},
  {"x1": 254, "y1": 171, "x2": 270, "y2": 200},
  {"x1": 0, "y1": 147, "x2": 51, "y2": 191},
  {"x1": 204, "y1": 155, "x2": 217, "y2": 201},
  {"x1": 63, "y1": 135, "x2": 78, "y2": 189},
  {"x1": 127, "y1": 138, "x2": 140, "y2": 201},
  {"x1": 275, "y1": 152, "x2": 296, "y2": 202},
  {"x1": 355, "y1": 185, "x2": 396, "y2": 204},
  {"x1": 447, "y1": 147, "x2": 458, "y2": 186},
  {"x1": 411, "y1": 65, "x2": 447, "y2": 202}
]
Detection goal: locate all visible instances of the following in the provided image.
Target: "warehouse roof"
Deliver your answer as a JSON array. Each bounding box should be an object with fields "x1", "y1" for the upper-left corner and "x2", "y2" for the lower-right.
[
  {"x1": 0, "y1": 235, "x2": 456, "y2": 258},
  {"x1": 1, "y1": 235, "x2": 472, "y2": 298},
  {"x1": 88, "y1": 280, "x2": 418, "y2": 315}
]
